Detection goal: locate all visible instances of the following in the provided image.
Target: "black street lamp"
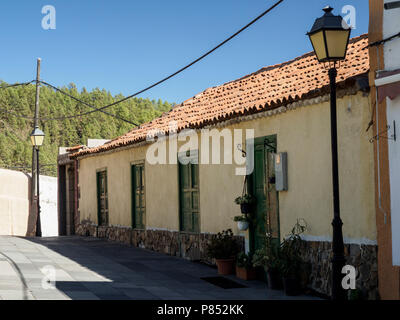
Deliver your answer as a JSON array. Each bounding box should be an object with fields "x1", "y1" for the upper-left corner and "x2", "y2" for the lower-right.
[
  {"x1": 307, "y1": 6, "x2": 351, "y2": 300},
  {"x1": 30, "y1": 126, "x2": 45, "y2": 237}
]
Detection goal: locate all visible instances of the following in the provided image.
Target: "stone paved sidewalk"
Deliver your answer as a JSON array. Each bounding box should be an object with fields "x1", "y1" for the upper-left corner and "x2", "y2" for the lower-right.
[{"x1": 0, "y1": 236, "x2": 320, "y2": 300}]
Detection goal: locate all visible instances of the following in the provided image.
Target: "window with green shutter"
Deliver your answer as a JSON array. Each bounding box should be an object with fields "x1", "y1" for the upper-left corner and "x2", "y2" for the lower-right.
[
  {"x1": 179, "y1": 155, "x2": 200, "y2": 233},
  {"x1": 131, "y1": 163, "x2": 146, "y2": 229},
  {"x1": 96, "y1": 170, "x2": 108, "y2": 226}
]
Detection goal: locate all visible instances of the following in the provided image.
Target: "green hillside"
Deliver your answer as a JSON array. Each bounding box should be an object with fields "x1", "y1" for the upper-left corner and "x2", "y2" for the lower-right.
[{"x1": 0, "y1": 81, "x2": 173, "y2": 176}]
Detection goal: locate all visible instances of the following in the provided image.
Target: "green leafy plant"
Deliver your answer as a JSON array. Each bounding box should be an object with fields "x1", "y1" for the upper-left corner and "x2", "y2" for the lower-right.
[
  {"x1": 233, "y1": 214, "x2": 251, "y2": 222},
  {"x1": 252, "y1": 233, "x2": 282, "y2": 272},
  {"x1": 252, "y1": 248, "x2": 267, "y2": 268},
  {"x1": 206, "y1": 229, "x2": 239, "y2": 260},
  {"x1": 348, "y1": 288, "x2": 365, "y2": 300},
  {"x1": 236, "y1": 252, "x2": 253, "y2": 269},
  {"x1": 0, "y1": 81, "x2": 173, "y2": 177},
  {"x1": 234, "y1": 194, "x2": 255, "y2": 205},
  {"x1": 280, "y1": 219, "x2": 307, "y2": 278}
]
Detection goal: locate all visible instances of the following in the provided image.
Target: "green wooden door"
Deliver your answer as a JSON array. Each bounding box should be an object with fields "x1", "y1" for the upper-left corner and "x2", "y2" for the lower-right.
[
  {"x1": 250, "y1": 136, "x2": 279, "y2": 251},
  {"x1": 179, "y1": 162, "x2": 199, "y2": 233},
  {"x1": 252, "y1": 139, "x2": 268, "y2": 251},
  {"x1": 96, "y1": 170, "x2": 108, "y2": 226},
  {"x1": 132, "y1": 164, "x2": 145, "y2": 228}
]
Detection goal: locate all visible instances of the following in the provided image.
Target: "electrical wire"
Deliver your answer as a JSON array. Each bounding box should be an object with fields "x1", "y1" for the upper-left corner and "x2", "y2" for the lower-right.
[
  {"x1": 0, "y1": 106, "x2": 36, "y2": 120},
  {"x1": 39, "y1": 0, "x2": 283, "y2": 118},
  {"x1": 369, "y1": 31, "x2": 400, "y2": 47},
  {"x1": 38, "y1": 81, "x2": 139, "y2": 125},
  {"x1": 0, "y1": 79, "x2": 138, "y2": 125},
  {"x1": 0, "y1": 81, "x2": 35, "y2": 119},
  {"x1": 0, "y1": 86, "x2": 139, "y2": 125},
  {"x1": 0, "y1": 80, "x2": 35, "y2": 89},
  {"x1": 0, "y1": 82, "x2": 37, "y2": 119},
  {"x1": 2, "y1": 163, "x2": 57, "y2": 169},
  {"x1": 0, "y1": 0, "x2": 283, "y2": 122}
]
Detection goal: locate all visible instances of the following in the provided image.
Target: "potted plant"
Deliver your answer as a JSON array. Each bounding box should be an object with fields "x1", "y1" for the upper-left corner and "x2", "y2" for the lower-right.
[
  {"x1": 280, "y1": 220, "x2": 307, "y2": 296},
  {"x1": 348, "y1": 288, "x2": 365, "y2": 300},
  {"x1": 252, "y1": 248, "x2": 268, "y2": 280},
  {"x1": 252, "y1": 233, "x2": 283, "y2": 290},
  {"x1": 234, "y1": 194, "x2": 255, "y2": 214},
  {"x1": 233, "y1": 214, "x2": 251, "y2": 231},
  {"x1": 236, "y1": 252, "x2": 257, "y2": 280},
  {"x1": 206, "y1": 229, "x2": 239, "y2": 275}
]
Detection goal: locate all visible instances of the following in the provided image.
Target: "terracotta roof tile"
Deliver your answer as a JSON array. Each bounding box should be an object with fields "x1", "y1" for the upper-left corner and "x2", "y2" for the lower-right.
[
  {"x1": 73, "y1": 34, "x2": 369, "y2": 158},
  {"x1": 66, "y1": 145, "x2": 85, "y2": 152}
]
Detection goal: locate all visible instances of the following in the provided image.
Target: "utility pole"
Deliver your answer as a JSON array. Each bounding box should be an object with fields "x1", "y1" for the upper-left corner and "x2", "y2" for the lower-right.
[{"x1": 31, "y1": 58, "x2": 42, "y2": 237}]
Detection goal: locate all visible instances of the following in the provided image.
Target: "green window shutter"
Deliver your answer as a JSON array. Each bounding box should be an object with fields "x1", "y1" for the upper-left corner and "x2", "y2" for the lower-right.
[
  {"x1": 96, "y1": 172, "x2": 101, "y2": 225},
  {"x1": 179, "y1": 161, "x2": 199, "y2": 233},
  {"x1": 97, "y1": 170, "x2": 108, "y2": 226},
  {"x1": 132, "y1": 164, "x2": 145, "y2": 229}
]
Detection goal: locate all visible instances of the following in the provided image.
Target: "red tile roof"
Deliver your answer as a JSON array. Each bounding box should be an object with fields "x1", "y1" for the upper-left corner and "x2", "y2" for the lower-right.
[
  {"x1": 66, "y1": 145, "x2": 85, "y2": 152},
  {"x1": 73, "y1": 34, "x2": 369, "y2": 158}
]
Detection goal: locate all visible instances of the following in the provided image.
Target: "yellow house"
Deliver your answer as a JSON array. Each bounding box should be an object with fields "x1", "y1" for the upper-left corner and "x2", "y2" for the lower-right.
[{"x1": 68, "y1": 34, "x2": 377, "y2": 298}]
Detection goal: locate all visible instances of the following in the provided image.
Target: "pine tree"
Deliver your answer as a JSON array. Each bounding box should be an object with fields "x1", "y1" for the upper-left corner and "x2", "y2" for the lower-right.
[{"x1": 0, "y1": 81, "x2": 173, "y2": 176}]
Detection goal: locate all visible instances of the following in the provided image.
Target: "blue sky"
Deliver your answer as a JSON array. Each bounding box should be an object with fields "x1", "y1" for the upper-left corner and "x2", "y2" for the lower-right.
[{"x1": 0, "y1": 0, "x2": 369, "y2": 104}]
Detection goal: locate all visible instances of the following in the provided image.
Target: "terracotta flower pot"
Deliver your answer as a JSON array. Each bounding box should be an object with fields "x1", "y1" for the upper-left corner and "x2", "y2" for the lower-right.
[
  {"x1": 215, "y1": 258, "x2": 235, "y2": 275},
  {"x1": 236, "y1": 266, "x2": 257, "y2": 281}
]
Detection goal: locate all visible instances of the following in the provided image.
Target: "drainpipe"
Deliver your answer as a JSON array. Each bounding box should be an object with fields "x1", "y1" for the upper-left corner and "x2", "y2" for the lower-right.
[{"x1": 374, "y1": 47, "x2": 389, "y2": 224}]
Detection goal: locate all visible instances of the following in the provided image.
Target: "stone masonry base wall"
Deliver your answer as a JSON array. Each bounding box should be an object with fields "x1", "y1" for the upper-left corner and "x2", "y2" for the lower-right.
[
  {"x1": 76, "y1": 223, "x2": 378, "y2": 299},
  {"x1": 299, "y1": 240, "x2": 378, "y2": 300},
  {"x1": 76, "y1": 223, "x2": 244, "y2": 264}
]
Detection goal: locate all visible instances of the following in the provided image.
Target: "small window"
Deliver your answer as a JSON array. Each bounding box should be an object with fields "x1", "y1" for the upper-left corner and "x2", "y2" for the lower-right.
[
  {"x1": 132, "y1": 163, "x2": 146, "y2": 229},
  {"x1": 96, "y1": 170, "x2": 108, "y2": 226}
]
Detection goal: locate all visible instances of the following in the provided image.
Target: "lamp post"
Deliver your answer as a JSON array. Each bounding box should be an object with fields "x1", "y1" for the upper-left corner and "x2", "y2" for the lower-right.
[
  {"x1": 307, "y1": 6, "x2": 351, "y2": 300},
  {"x1": 30, "y1": 126, "x2": 45, "y2": 237}
]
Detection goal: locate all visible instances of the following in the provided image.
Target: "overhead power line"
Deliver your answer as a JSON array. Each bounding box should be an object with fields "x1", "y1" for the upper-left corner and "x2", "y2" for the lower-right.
[
  {"x1": 38, "y1": 81, "x2": 139, "y2": 125},
  {"x1": 1, "y1": 0, "x2": 283, "y2": 123},
  {"x1": 0, "y1": 106, "x2": 36, "y2": 120},
  {"x1": 0, "y1": 79, "x2": 138, "y2": 125},
  {"x1": 0, "y1": 81, "x2": 35, "y2": 90},
  {"x1": 41, "y1": 0, "x2": 284, "y2": 119},
  {"x1": 369, "y1": 31, "x2": 400, "y2": 47},
  {"x1": 0, "y1": 83, "x2": 139, "y2": 125}
]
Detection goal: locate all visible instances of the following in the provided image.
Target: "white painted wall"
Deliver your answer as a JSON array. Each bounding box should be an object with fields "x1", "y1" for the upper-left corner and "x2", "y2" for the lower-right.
[
  {"x1": 0, "y1": 169, "x2": 30, "y2": 236},
  {"x1": 0, "y1": 169, "x2": 58, "y2": 237},
  {"x1": 383, "y1": 0, "x2": 400, "y2": 265},
  {"x1": 39, "y1": 175, "x2": 58, "y2": 237},
  {"x1": 387, "y1": 95, "x2": 400, "y2": 265},
  {"x1": 383, "y1": 1, "x2": 400, "y2": 70}
]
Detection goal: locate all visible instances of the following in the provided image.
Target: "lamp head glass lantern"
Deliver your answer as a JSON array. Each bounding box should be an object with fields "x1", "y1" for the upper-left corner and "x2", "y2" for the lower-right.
[
  {"x1": 307, "y1": 6, "x2": 351, "y2": 63},
  {"x1": 30, "y1": 127, "x2": 45, "y2": 147}
]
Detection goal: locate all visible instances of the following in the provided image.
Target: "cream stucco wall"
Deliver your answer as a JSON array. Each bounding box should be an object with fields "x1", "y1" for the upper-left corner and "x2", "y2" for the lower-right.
[
  {"x1": 77, "y1": 91, "x2": 376, "y2": 244},
  {"x1": 78, "y1": 145, "x2": 180, "y2": 230}
]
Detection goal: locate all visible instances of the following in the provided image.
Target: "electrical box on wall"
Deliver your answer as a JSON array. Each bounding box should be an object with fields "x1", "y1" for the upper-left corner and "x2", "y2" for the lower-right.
[{"x1": 274, "y1": 152, "x2": 288, "y2": 191}]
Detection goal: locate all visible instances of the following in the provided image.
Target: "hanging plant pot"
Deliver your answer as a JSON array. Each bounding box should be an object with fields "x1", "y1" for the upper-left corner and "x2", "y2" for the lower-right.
[
  {"x1": 240, "y1": 203, "x2": 253, "y2": 214},
  {"x1": 237, "y1": 221, "x2": 249, "y2": 231}
]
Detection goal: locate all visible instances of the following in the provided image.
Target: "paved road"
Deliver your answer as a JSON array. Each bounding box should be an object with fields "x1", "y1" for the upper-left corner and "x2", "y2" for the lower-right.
[{"x1": 0, "y1": 236, "x2": 318, "y2": 300}]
